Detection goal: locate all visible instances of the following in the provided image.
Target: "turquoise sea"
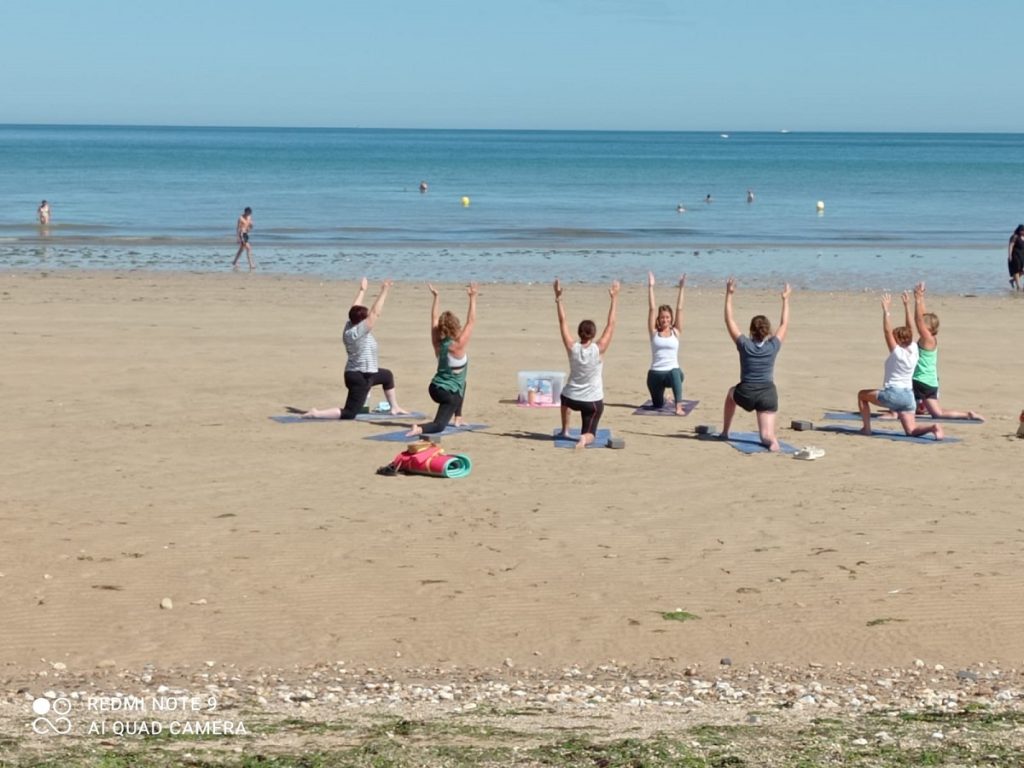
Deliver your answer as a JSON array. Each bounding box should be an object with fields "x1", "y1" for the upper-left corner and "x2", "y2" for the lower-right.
[{"x1": 2, "y1": 125, "x2": 1023, "y2": 293}]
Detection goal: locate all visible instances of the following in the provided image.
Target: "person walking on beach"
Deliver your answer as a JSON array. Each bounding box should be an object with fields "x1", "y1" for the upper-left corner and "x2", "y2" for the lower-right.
[
  {"x1": 405, "y1": 283, "x2": 478, "y2": 437},
  {"x1": 232, "y1": 207, "x2": 254, "y2": 270},
  {"x1": 1007, "y1": 225, "x2": 1024, "y2": 291},
  {"x1": 37, "y1": 200, "x2": 50, "y2": 226},
  {"x1": 857, "y1": 291, "x2": 943, "y2": 440},
  {"x1": 644, "y1": 271, "x2": 687, "y2": 415},
  {"x1": 720, "y1": 278, "x2": 790, "y2": 451},
  {"x1": 300, "y1": 278, "x2": 411, "y2": 420},
  {"x1": 555, "y1": 278, "x2": 619, "y2": 449}
]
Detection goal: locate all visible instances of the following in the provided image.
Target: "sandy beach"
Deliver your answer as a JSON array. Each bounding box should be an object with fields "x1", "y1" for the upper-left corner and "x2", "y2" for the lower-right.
[{"x1": 2, "y1": 269, "x2": 1022, "y2": 679}]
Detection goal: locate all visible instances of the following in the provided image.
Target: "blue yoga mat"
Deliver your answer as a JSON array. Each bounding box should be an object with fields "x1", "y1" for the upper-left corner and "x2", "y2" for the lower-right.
[
  {"x1": 700, "y1": 431, "x2": 797, "y2": 455},
  {"x1": 271, "y1": 412, "x2": 427, "y2": 424},
  {"x1": 552, "y1": 428, "x2": 612, "y2": 448},
  {"x1": 631, "y1": 399, "x2": 699, "y2": 417},
  {"x1": 817, "y1": 424, "x2": 960, "y2": 444},
  {"x1": 822, "y1": 411, "x2": 982, "y2": 424},
  {"x1": 364, "y1": 424, "x2": 490, "y2": 442}
]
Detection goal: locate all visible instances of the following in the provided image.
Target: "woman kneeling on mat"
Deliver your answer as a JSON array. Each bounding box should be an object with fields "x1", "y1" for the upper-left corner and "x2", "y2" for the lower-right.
[
  {"x1": 555, "y1": 278, "x2": 619, "y2": 449},
  {"x1": 721, "y1": 278, "x2": 791, "y2": 451},
  {"x1": 857, "y1": 291, "x2": 943, "y2": 440},
  {"x1": 406, "y1": 283, "x2": 478, "y2": 437},
  {"x1": 302, "y1": 278, "x2": 410, "y2": 419},
  {"x1": 645, "y1": 271, "x2": 687, "y2": 414}
]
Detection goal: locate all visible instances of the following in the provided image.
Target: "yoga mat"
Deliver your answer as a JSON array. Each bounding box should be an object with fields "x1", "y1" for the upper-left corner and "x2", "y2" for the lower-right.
[
  {"x1": 816, "y1": 424, "x2": 961, "y2": 444},
  {"x1": 631, "y1": 399, "x2": 699, "y2": 417},
  {"x1": 516, "y1": 401, "x2": 560, "y2": 408},
  {"x1": 552, "y1": 428, "x2": 612, "y2": 449},
  {"x1": 822, "y1": 411, "x2": 982, "y2": 424},
  {"x1": 364, "y1": 424, "x2": 489, "y2": 442},
  {"x1": 699, "y1": 431, "x2": 798, "y2": 455},
  {"x1": 271, "y1": 412, "x2": 426, "y2": 424}
]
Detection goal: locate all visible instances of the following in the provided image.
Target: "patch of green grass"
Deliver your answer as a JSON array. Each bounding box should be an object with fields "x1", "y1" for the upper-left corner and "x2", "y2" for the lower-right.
[{"x1": 660, "y1": 610, "x2": 701, "y2": 622}]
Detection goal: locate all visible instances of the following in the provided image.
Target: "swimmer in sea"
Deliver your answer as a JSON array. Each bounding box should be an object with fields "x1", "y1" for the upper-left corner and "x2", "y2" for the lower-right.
[
  {"x1": 232, "y1": 207, "x2": 254, "y2": 271},
  {"x1": 38, "y1": 200, "x2": 50, "y2": 226},
  {"x1": 419, "y1": 180, "x2": 429, "y2": 193}
]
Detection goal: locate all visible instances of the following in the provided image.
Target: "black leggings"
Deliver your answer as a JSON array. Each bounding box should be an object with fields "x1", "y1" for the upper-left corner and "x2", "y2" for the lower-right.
[
  {"x1": 340, "y1": 369, "x2": 395, "y2": 419},
  {"x1": 561, "y1": 394, "x2": 604, "y2": 435},
  {"x1": 418, "y1": 382, "x2": 465, "y2": 434}
]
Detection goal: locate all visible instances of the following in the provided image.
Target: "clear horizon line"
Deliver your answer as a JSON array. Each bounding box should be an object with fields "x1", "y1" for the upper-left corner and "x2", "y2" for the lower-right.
[{"x1": 1, "y1": 122, "x2": 1023, "y2": 136}]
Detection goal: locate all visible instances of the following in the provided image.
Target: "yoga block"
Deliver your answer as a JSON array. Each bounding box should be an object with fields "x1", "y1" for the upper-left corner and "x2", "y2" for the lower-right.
[
  {"x1": 791, "y1": 420, "x2": 814, "y2": 431},
  {"x1": 695, "y1": 425, "x2": 713, "y2": 435},
  {"x1": 607, "y1": 437, "x2": 626, "y2": 449},
  {"x1": 517, "y1": 371, "x2": 566, "y2": 405}
]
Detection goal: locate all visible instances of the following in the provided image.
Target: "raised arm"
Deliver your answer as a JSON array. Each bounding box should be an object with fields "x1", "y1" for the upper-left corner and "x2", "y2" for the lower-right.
[
  {"x1": 428, "y1": 283, "x2": 443, "y2": 355},
  {"x1": 901, "y1": 290, "x2": 912, "y2": 334},
  {"x1": 596, "y1": 280, "x2": 620, "y2": 354},
  {"x1": 364, "y1": 279, "x2": 392, "y2": 330},
  {"x1": 723, "y1": 278, "x2": 741, "y2": 342},
  {"x1": 352, "y1": 276, "x2": 368, "y2": 308},
  {"x1": 647, "y1": 271, "x2": 657, "y2": 334},
  {"x1": 554, "y1": 279, "x2": 574, "y2": 352},
  {"x1": 913, "y1": 282, "x2": 934, "y2": 347},
  {"x1": 454, "y1": 283, "x2": 478, "y2": 350},
  {"x1": 674, "y1": 274, "x2": 686, "y2": 333},
  {"x1": 774, "y1": 283, "x2": 792, "y2": 343},
  {"x1": 881, "y1": 293, "x2": 897, "y2": 352}
]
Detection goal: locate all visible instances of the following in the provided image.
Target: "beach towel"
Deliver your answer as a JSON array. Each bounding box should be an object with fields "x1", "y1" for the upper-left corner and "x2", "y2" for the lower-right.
[
  {"x1": 816, "y1": 424, "x2": 960, "y2": 444},
  {"x1": 552, "y1": 428, "x2": 612, "y2": 448},
  {"x1": 377, "y1": 441, "x2": 473, "y2": 478},
  {"x1": 821, "y1": 410, "x2": 982, "y2": 424},
  {"x1": 364, "y1": 424, "x2": 489, "y2": 442},
  {"x1": 699, "y1": 431, "x2": 798, "y2": 455},
  {"x1": 631, "y1": 399, "x2": 699, "y2": 417}
]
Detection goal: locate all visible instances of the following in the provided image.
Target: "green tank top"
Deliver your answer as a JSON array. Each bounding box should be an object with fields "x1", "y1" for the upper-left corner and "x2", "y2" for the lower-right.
[
  {"x1": 913, "y1": 344, "x2": 938, "y2": 387},
  {"x1": 432, "y1": 337, "x2": 467, "y2": 394}
]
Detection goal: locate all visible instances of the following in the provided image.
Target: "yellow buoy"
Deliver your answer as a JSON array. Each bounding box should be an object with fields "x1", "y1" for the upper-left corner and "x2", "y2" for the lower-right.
[
  {"x1": 461, "y1": 196, "x2": 471, "y2": 207},
  {"x1": 816, "y1": 200, "x2": 825, "y2": 211}
]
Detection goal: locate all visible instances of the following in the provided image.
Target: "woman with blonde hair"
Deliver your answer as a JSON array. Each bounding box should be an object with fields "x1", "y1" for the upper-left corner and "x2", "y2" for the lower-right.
[
  {"x1": 406, "y1": 283, "x2": 478, "y2": 436},
  {"x1": 644, "y1": 271, "x2": 687, "y2": 414}
]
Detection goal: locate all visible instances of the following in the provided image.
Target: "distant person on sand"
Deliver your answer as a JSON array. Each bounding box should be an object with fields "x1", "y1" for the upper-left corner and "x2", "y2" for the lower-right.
[
  {"x1": 232, "y1": 207, "x2": 254, "y2": 271},
  {"x1": 1008, "y1": 225, "x2": 1024, "y2": 291},
  {"x1": 419, "y1": 180, "x2": 429, "y2": 193},
  {"x1": 37, "y1": 200, "x2": 50, "y2": 226},
  {"x1": 555, "y1": 278, "x2": 619, "y2": 449},
  {"x1": 645, "y1": 271, "x2": 687, "y2": 415},
  {"x1": 721, "y1": 278, "x2": 791, "y2": 451},
  {"x1": 905, "y1": 281, "x2": 983, "y2": 421},
  {"x1": 405, "y1": 283, "x2": 478, "y2": 437},
  {"x1": 857, "y1": 291, "x2": 943, "y2": 440},
  {"x1": 300, "y1": 278, "x2": 410, "y2": 420}
]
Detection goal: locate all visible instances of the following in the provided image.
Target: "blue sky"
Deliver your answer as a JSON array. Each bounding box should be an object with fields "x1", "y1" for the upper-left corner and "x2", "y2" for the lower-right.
[{"x1": 3, "y1": 0, "x2": 1018, "y2": 131}]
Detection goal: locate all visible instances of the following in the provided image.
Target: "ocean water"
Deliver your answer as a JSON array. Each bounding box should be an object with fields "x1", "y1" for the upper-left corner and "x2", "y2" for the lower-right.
[{"x1": 2, "y1": 125, "x2": 1023, "y2": 293}]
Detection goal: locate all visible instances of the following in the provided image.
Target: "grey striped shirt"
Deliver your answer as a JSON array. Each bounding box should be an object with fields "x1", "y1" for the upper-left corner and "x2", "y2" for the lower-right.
[{"x1": 343, "y1": 320, "x2": 379, "y2": 373}]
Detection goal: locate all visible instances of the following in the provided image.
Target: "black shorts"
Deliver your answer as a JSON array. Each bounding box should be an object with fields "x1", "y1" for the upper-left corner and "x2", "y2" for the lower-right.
[
  {"x1": 912, "y1": 379, "x2": 939, "y2": 401},
  {"x1": 241, "y1": 232, "x2": 250, "y2": 244},
  {"x1": 732, "y1": 381, "x2": 778, "y2": 413}
]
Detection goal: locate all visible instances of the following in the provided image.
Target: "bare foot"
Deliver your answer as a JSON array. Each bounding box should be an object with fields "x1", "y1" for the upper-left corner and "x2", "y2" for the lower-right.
[
  {"x1": 675, "y1": 405, "x2": 686, "y2": 416},
  {"x1": 766, "y1": 440, "x2": 780, "y2": 452},
  {"x1": 717, "y1": 431, "x2": 730, "y2": 440},
  {"x1": 933, "y1": 425, "x2": 945, "y2": 441},
  {"x1": 860, "y1": 427, "x2": 873, "y2": 436},
  {"x1": 575, "y1": 433, "x2": 594, "y2": 451},
  {"x1": 391, "y1": 408, "x2": 411, "y2": 416},
  {"x1": 405, "y1": 425, "x2": 423, "y2": 437},
  {"x1": 967, "y1": 411, "x2": 984, "y2": 421},
  {"x1": 453, "y1": 417, "x2": 466, "y2": 427}
]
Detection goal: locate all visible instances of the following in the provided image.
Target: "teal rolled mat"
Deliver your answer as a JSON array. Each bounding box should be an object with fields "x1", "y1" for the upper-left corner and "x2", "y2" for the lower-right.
[{"x1": 439, "y1": 453, "x2": 472, "y2": 478}]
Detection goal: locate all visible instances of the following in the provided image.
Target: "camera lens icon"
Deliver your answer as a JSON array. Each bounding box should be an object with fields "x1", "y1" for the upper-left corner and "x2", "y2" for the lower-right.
[{"x1": 32, "y1": 697, "x2": 72, "y2": 735}]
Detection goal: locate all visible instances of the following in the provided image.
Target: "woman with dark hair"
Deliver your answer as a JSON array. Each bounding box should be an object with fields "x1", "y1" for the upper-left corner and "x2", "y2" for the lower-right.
[
  {"x1": 721, "y1": 278, "x2": 791, "y2": 451},
  {"x1": 857, "y1": 291, "x2": 943, "y2": 439},
  {"x1": 554, "y1": 278, "x2": 619, "y2": 449},
  {"x1": 301, "y1": 278, "x2": 409, "y2": 419},
  {"x1": 405, "y1": 283, "x2": 478, "y2": 436},
  {"x1": 645, "y1": 271, "x2": 686, "y2": 414},
  {"x1": 1007, "y1": 225, "x2": 1024, "y2": 291}
]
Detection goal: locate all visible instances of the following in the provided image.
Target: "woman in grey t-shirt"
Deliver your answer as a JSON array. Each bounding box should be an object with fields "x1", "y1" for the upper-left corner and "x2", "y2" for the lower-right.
[{"x1": 721, "y1": 278, "x2": 791, "y2": 451}]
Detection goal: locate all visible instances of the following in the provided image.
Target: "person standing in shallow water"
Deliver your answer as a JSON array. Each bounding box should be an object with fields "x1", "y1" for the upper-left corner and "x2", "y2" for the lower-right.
[
  {"x1": 1008, "y1": 224, "x2": 1024, "y2": 291},
  {"x1": 37, "y1": 200, "x2": 50, "y2": 226},
  {"x1": 232, "y1": 207, "x2": 254, "y2": 270}
]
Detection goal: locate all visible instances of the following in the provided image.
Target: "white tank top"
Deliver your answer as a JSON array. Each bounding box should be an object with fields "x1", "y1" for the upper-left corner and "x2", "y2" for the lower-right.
[{"x1": 650, "y1": 330, "x2": 679, "y2": 371}]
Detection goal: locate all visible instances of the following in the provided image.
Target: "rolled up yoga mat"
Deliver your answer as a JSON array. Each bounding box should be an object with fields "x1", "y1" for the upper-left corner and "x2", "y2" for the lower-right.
[{"x1": 385, "y1": 441, "x2": 473, "y2": 478}]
